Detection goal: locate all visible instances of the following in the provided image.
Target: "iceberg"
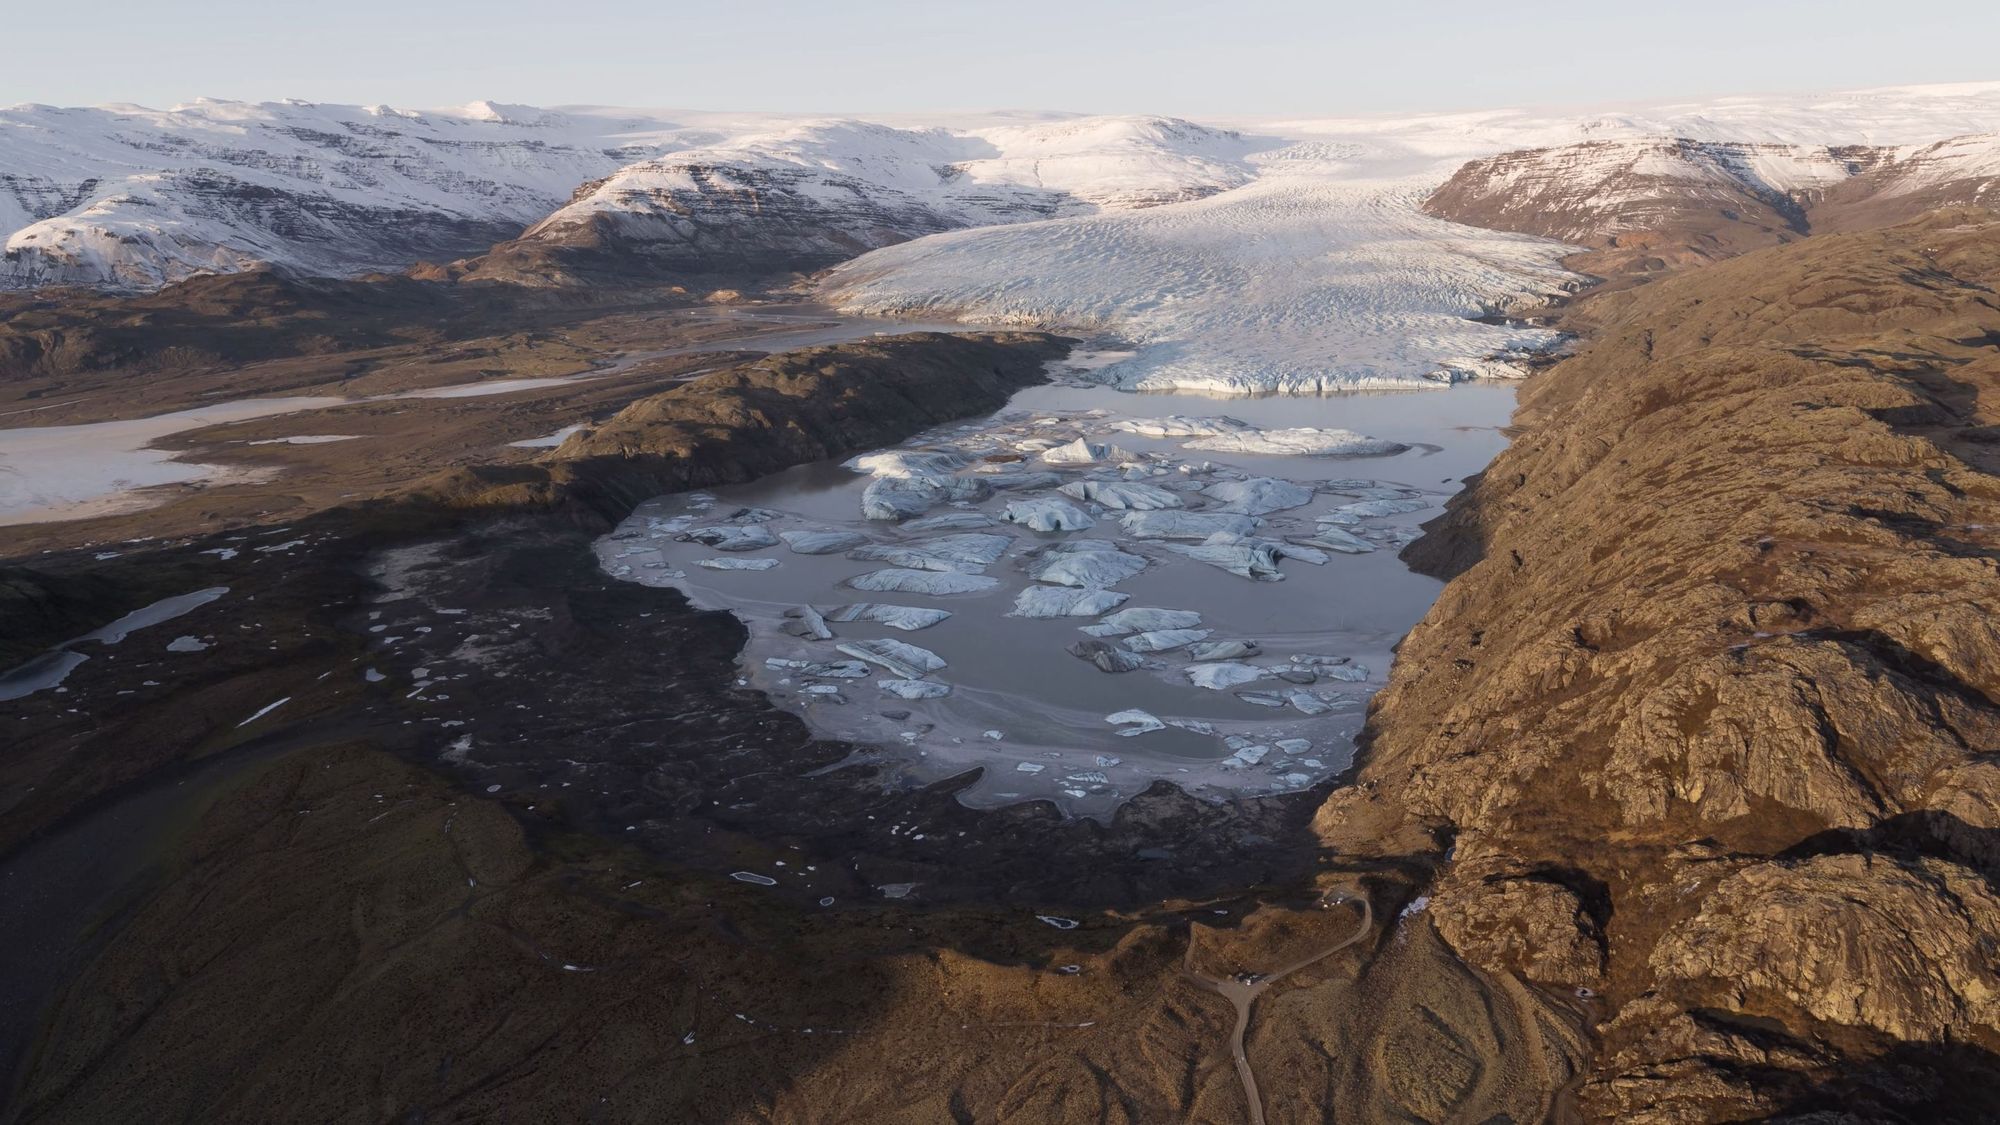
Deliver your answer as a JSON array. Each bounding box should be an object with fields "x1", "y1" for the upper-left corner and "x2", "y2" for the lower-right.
[
  {"x1": 1027, "y1": 540, "x2": 1148, "y2": 588},
  {"x1": 1056, "y1": 480, "x2": 1183, "y2": 511},
  {"x1": 697, "y1": 557, "x2": 780, "y2": 571},
  {"x1": 879, "y1": 678, "x2": 952, "y2": 700},
  {"x1": 825, "y1": 603, "x2": 954, "y2": 631},
  {"x1": 1010, "y1": 585, "x2": 1130, "y2": 618},
  {"x1": 1186, "y1": 662, "x2": 1269, "y2": 690},
  {"x1": 783, "y1": 605, "x2": 833, "y2": 640},
  {"x1": 1041, "y1": 437, "x2": 1139, "y2": 465},
  {"x1": 1106, "y1": 416, "x2": 1250, "y2": 438},
  {"x1": 765, "y1": 657, "x2": 871, "y2": 678},
  {"x1": 1118, "y1": 510, "x2": 1261, "y2": 541},
  {"x1": 1094, "y1": 607, "x2": 1202, "y2": 635},
  {"x1": 1187, "y1": 639, "x2": 1260, "y2": 661},
  {"x1": 838, "y1": 638, "x2": 948, "y2": 679},
  {"x1": 1294, "y1": 527, "x2": 1377, "y2": 554},
  {"x1": 1106, "y1": 709, "x2": 1166, "y2": 736},
  {"x1": 1067, "y1": 639, "x2": 1146, "y2": 673},
  {"x1": 1186, "y1": 428, "x2": 1409, "y2": 457},
  {"x1": 1121, "y1": 628, "x2": 1212, "y2": 653},
  {"x1": 861, "y1": 475, "x2": 991, "y2": 521},
  {"x1": 1000, "y1": 498, "x2": 1096, "y2": 532},
  {"x1": 1328, "y1": 497, "x2": 1429, "y2": 520},
  {"x1": 982, "y1": 470, "x2": 1066, "y2": 491},
  {"x1": 679, "y1": 525, "x2": 779, "y2": 551},
  {"x1": 780, "y1": 529, "x2": 870, "y2": 555},
  {"x1": 1164, "y1": 533, "x2": 1326, "y2": 581},
  {"x1": 846, "y1": 569, "x2": 999, "y2": 596},
  {"x1": 1204, "y1": 477, "x2": 1316, "y2": 515},
  {"x1": 847, "y1": 449, "x2": 974, "y2": 477},
  {"x1": 902, "y1": 511, "x2": 997, "y2": 531},
  {"x1": 849, "y1": 532, "x2": 1012, "y2": 573}
]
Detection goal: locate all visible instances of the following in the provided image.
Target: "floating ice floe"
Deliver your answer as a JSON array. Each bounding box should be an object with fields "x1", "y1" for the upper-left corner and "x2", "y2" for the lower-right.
[
  {"x1": 1106, "y1": 416, "x2": 1250, "y2": 438},
  {"x1": 902, "y1": 511, "x2": 998, "y2": 531},
  {"x1": 731, "y1": 872, "x2": 778, "y2": 886},
  {"x1": 879, "y1": 678, "x2": 951, "y2": 700},
  {"x1": 825, "y1": 603, "x2": 953, "y2": 631},
  {"x1": 780, "y1": 529, "x2": 870, "y2": 555},
  {"x1": 1000, "y1": 497, "x2": 1096, "y2": 532},
  {"x1": 783, "y1": 606, "x2": 833, "y2": 640},
  {"x1": 861, "y1": 475, "x2": 991, "y2": 521},
  {"x1": 1186, "y1": 662, "x2": 1270, "y2": 690},
  {"x1": 846, "y1": 569, "x2": 998, "y2": 596},
  {"x1": 1056, "y1": 480, "x2": 1182, "y2": 511},
  {"x1": 165, "y1": 635, "x2": 209, "y2": 652},
  {"x1": 1187, "y1": 639, "x2": 1259, "y2": 661},
  {"x1": 1085, "y1": 607, "x2": 1202, "y2": 636},
  {"x1": 1293, "y1": 527, "x2": 1377, "y2": 554},
  {"x1": 1011, "y1": 585, "x2": 1131, "y2": 618},
  {"x1": 1106, "y1": 709, "x2": 1166, "y2": 736},
  {"x1": 1284, "y1": 689, "x2": 1357, "y2": 715},
  {"x1": 1323, "y1": 497, "x2": 1430, "y2": 522},
  {"x1": 679, "y1": 525, "x2": 779, "y2": 551},
  {"x1": 1164, "y1": 533, "x2": 1324, "y2": 581},
  {"x1": 1122, "y1": 628, "x2": 1212, "y2": 653},
  {"x1": 1204, "y1": 477, "x2": 1316, "y2": 515},
  {"x1": 1027, "y1": 540, "x2": 1148, "y2": 588},
  {"x1": 979, "y1": 469, "x2": 1065, "y2": 490},
  {"x1": 1186, "y1": 427, "x2": 1409, "y2": 457},
  {"x1": 847, "y1": 449, "x2": 974, "y2": 477},
  {"x1": 837, "y1": 638, "x2": 947, "y2": 679},
  {"x1": 766, "y1": 657, "x2": 871, "y2": 678},
  {"x1": 1220, "y1": 743, "x2": 1270, "y2": 769},
  {"x1": 849, "y1": 532, "x2": 1012, "y2": 573},
  {"x1": 1041, "y1": 437, "x2": 1139, "y2": 465},
  {"x1": 1118, "y1": 510, "x2": 1261, "y2": 541},
  {"x1": 698, "y1": 557, "x2": 781, "y2": 571},
  {"x1": 1067, "y1": 639, "x2": 1146, "y2": 673}
]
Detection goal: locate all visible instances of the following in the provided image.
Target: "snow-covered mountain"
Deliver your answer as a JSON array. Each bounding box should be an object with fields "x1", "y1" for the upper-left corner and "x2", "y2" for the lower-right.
[
  {"x1": 0, "y1": 99, "x2": 698, "y2": 290},
  {"x1": 466, "y1": 116, "x2": 1258, "y2": 283}
]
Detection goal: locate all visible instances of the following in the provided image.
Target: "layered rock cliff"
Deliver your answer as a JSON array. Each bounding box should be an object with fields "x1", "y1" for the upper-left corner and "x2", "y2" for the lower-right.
[{"x1": 1323, "y1": 207, "x2": 2000, "y2": 1121}]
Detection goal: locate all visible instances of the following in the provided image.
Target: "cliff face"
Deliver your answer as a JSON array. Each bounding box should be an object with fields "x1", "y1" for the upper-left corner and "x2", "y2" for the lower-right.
[{"x1": 1325, "y1": 208, "x2": 2000, "y2": 1121}]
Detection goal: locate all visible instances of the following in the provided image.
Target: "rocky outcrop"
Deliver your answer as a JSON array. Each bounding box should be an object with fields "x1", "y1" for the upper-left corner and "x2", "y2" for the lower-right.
[
  {"x1": 420, "y1": 330, "x2": 1073, "y2": 518},
  {"x1": 1424, "y1": 133, "x2": 2000, "y2": 284},
  {"x1": 1323, "y1": 208, "x2": 2000, "y2": 1121}
]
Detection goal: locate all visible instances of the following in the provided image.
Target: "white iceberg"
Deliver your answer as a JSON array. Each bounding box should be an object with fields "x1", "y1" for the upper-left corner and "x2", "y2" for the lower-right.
[
  {"x1": 849, "y1": 532, "x2": 1012, "y2": 573},
  {"x1": 1000, "y1": 498, "x2": 1096, "y2": 532},
  {"x1": 838, "y1": 638, "x2": 948, "y2": 679},
  {"x1": 1067, "y1": 639, "x2": 1146, "y2": 673},
  {"x1": 1040, "y1": 437, "x2": 1139, "y2": 465},
  {"x1": 1027, "y1": 541, "x2": 1148, "y2": 588},
  {"x1": 1119, "y1": 510, "x2": 1261, "y2": 541},
  {"x1": 1186, "y1": 662, "x2": 1269, "y2": 690},
  {"x1": 861, "y1": 475, "x2": 991, "y2": 521},
  {"x1": 1326, "y1": 497, "x2": 1429, "y2": 520},
  {"x1": 697, "y1": 557, "x2": 780, "y2": 571},
  {"x1": 1122, "y1": 628, "x2": 1212, "y2": 653},
  {"x1": 1010, "y1": 585, "x2": 1130, "y2": 618},
  {"x1": 981, "y1": 470, "x2": 1065, "y2": 491},
  {"x1": 847, "y1": 449, "x2": 974, "y2": 477},
  {"x1": 846, "y1": 569, "x2": 999, "y2": 596},
  {"x1": 1187, "y1": 639, "x2": 1260, "y2": 661},
  {"x1": 879, "y1": 678, "x2": 952, "y2": 700},
  {"x1": 1057, "y1": 480, "x2": 1182, "y2": 511},
  {"x1": 783, "y1": 605, "x2": 833, "y2": 640},
  {"x1": 1204, "y1": 477, "x2": 1316, "y2": 515},
  {"x1": 680, "y1": 525, "x2": 779, "y2": 551},
  {"x1": 1186, "y1": 428, "x2": 1409, "y2": 457},
  {"x1": 825, "y1": 603, "x2": 954, "y2": 631},
  {"x1": 1106, "y1": 709, "x2": 1166, "y2": 735},
  {"x1": 1092, "y1": 607, "x2": 1202, "y2": 635},
  {"x1": 1294, "y1": 527, "x2": 1376, "y2": 554},
  {"x1": 1106, "y1": 416, "x2": 1250, "y2": 438},
  {"x1": 765, "y1": 657, "x2": 871, "y2": 678},
  {"x1": 902, "y1": 511, "x2": 997, "y2": 531},
  {"x1": 780, "y1": 529, "x2": 870, "y2": 555}
]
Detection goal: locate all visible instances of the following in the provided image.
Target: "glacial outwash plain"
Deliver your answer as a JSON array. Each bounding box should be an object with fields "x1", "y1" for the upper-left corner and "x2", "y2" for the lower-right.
[{"x1": 3, "y1": 76, "x2": 2000, "y2": 1123}]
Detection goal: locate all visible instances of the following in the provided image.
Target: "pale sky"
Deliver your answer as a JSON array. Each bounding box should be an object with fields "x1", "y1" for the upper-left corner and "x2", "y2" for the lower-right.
[{"x1": 8, "y1": 0, "x2": 1998, "y2": 117}]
